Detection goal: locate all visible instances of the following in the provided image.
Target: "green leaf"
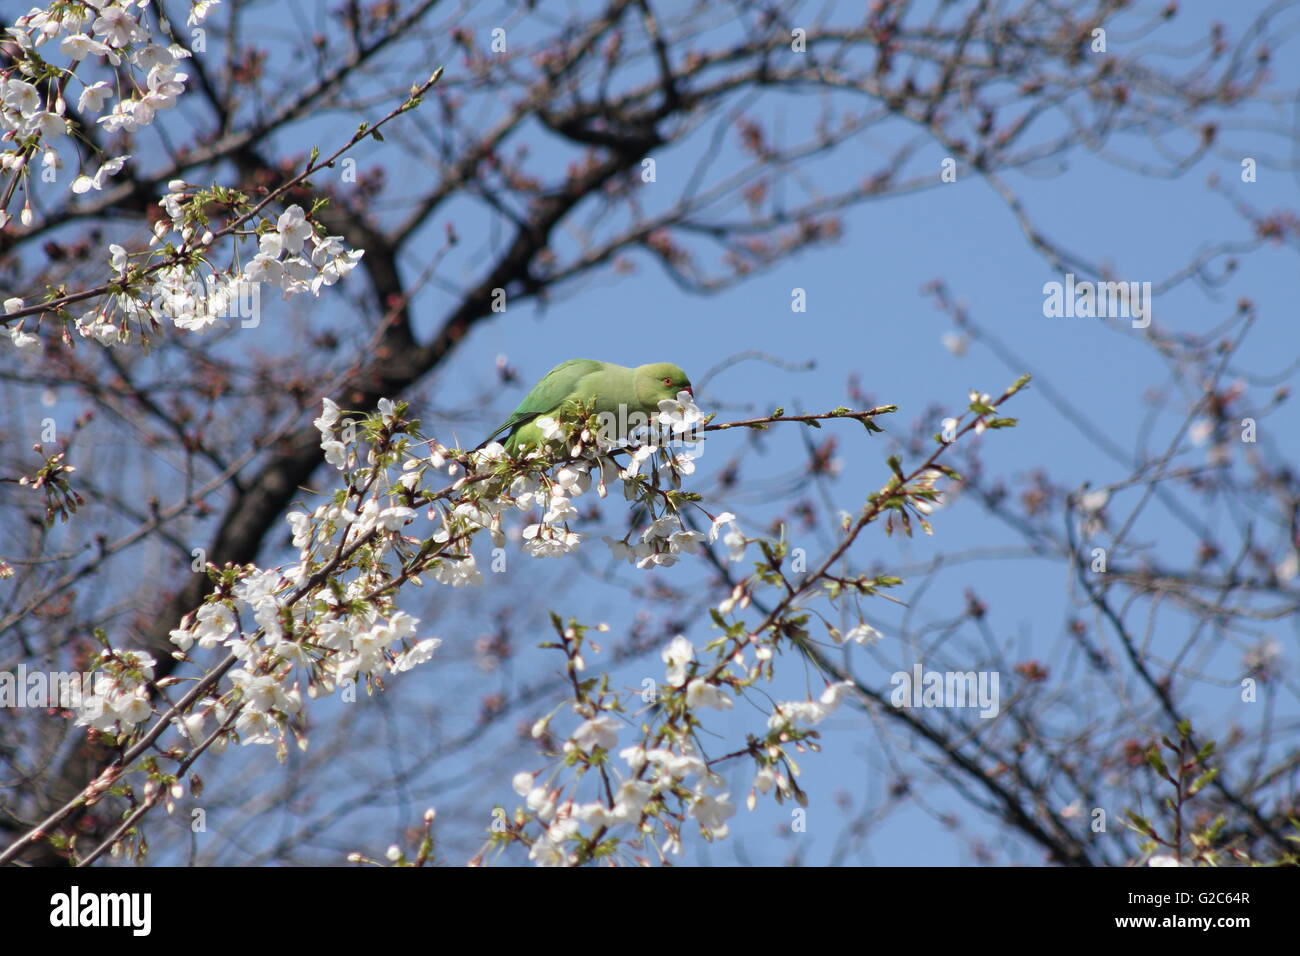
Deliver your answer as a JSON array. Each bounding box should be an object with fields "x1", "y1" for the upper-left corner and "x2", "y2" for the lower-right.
[
  {"x1": 1187, "y1": 768, "x2": 1219, "y2": 797},
  {"x1": 1146, "y1": 747, "x2": 1168, "y2": 777},
  {"x1": 1125, "y1": 810, "x2": 1157, "y2": 838}
]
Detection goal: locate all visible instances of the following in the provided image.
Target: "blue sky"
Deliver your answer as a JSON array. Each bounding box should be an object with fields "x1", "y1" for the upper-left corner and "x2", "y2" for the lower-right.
[{"x1": 402, "y1": 6, "x2": 1297, "y2": 865}]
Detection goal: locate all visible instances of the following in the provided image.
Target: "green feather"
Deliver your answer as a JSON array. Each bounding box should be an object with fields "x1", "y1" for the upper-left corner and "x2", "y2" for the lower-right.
[{"x1": 479, "y1": 359, "x2": 692, "y2": 454}]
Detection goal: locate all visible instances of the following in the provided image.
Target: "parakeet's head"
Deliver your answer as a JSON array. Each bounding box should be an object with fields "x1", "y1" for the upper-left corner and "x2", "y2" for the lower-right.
[{"x1": 637, "y1": 362, "x2": 693, "y2": 405}]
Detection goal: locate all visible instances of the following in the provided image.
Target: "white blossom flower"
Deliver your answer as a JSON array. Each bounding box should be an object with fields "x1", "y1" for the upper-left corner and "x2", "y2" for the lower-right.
[
  {"x1": 245, "y1": 251, "x2": 285, "y2": 285},
  {"x1": 97, "y1": 98, "x2": 153, "y2": 134},
  {"x1": 819, "y1": 680, "x2": 855, "y2": 710},
  {"x1": 657, "y1": 390, "x2": 703, "y2": 435},
  {"x1": 229, "y1": 669, "x2": 280, "y2": 713},
  {"x1": 657, "y1": 749, "x2": 707, "y2": 781},
  {"x1": 432, "y1": 555, "x2": 482, "y2": 587},
  {"x1": 619, "y1": 444, "x2": 656, "y2": 479},
  {"x1": 841, "y1": 623, "x2": 882, "y2": 646},
  {"x1": 389, "y1": 636, "x2": 439, "y2": 673},
  {"x1": 60, "y1": 33, "x2": 110, "y2": 60},
  {"x1": 93, "y1": 5, "x2": 147, "y2": 47},
  {"x1": 526, "y1": 786, "x2": 556, "y2": 820},
  {"x1": 276, "y1": 204, "x2": 313, "y2": 254},
  {"x1": 542, "y1": 494, "x2": 577, "y2": 524},
  {"x1": 29, "y1": 110, "x2": 66, "y2": 141},
  {"x1": 602, "y1": 536, "x2": 634, "y2": 562},
  {"x1": 322, "y1": 439, "x2": 347, "y2": 469},
  {"x1": 377, "y1": 506, "x2": 415, "y2": 531},
  {"x1": 71, "y1": 154, "x2": 130, "y2": 195},
  {"x1": 611, "y1": 780, "x2": 653, "y2": 822},
  {"x1": 662, "y1": 635, "x2": 695, "y2": 687},
  {"x1": 509, "y1": 475, "x2": 543, "y2": 510},
  {"x1": 77, "y1": 80, "x2": 112, "y2": 114},
  {"x1": 76, "y1": 309, "x2": 121, "y2": 346},
  {"x1": 535, "y1": 416, "x2": 563, "y2": 441},
  {"x1": 2, "y1": 79, "x2": 40, "y2": 114},
  {"x1": 8, "y1": 326, "x2": 40, "y2": 356},
  {"x1": 767, "y1": 701, "x2": 823, "y2": 729},
  {"x1": 1079, "y1": 488, "x2": 1109, "y2": 514},
  {"x1": 112, "y1": 687, "x2": 152, "y2": 725},
  {"x1": 174, "y1": 710, "x2": 207, "y2": 744},
  {"x1": 571, "y1": 714, "x2": 620, "y2": 752},
  {"x1": 659, "y1": 452, "x2": 697, "y2": 479},
  {"x1": 189, "y1": 0, "x2": 221, "y2": 26},
  {"x1": 642, "y1": 515, "x2": 678, "y2": 542},
  {"x1": 686, "y1": 678, "x2": 733, "y2": 710},
  {"x1": 668, "y1": 529, "x2": 705, "y2": 554},
  {"x1": 171, "y1": 602, "x2": 236, "y2": 651},
  {"x1": 309, "y1": 235, "x2": 364, "y2": 291},
  {"x1": 689, "y1": 789, "x2": 736, "y2": 836},
  {"x1": 235, "y1": 709, "x2": 275, "y2": 745},
  {"x1": 722, "y1": 524, "x2": 747, "y2": 562},
  {"x1": 521, "y1": 523, "x2": 581, "y2": 558},
  {"x1": 708, "y1": 512, "x2": 736, "y2": 542},
  {"x1": 619, "y1": 745, "x2": 647, "y2": 771},
  {"x1": 314, "y1": 397, "x2": 340, "y2": 434},
  {"x1": 529, "y1": 836, "x2": 567, "y2": 867},
  {"x1": 575, "y1": 802, "x2": 612, "y2": 828}
]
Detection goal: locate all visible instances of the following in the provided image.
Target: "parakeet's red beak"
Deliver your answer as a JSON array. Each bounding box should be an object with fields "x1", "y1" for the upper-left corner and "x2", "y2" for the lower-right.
[{"x1": 683, "y1": 386, "x2": 693, "y2": 396}]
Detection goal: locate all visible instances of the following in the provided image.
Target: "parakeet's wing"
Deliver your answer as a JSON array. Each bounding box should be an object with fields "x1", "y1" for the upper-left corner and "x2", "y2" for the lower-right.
[{"x1": 479, "y1": 359, "x2": 608, "y2": 447}]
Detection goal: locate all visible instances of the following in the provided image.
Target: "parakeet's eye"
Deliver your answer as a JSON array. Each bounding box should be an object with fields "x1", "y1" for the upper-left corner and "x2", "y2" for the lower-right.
[{"x1": 662, "y1": 377, "x2": 672, "y2": 386}]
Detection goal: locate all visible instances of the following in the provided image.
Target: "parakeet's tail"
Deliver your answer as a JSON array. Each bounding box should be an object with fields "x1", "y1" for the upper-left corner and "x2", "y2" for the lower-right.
[{"x1": 473, "y1": 421, "x2": 519, "y2": 452}]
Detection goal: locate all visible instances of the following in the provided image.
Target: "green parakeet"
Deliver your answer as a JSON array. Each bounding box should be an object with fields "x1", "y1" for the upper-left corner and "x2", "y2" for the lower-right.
[{"x1": 480, "y1": 359, "x2": 694, "y2": 454}]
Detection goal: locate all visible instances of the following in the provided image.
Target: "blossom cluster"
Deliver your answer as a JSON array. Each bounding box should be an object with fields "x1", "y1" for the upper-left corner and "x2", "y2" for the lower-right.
[
  {"x1": 1, "y1": 2, "x2": 219, "y2": 228},
  {"x1": 453, "y1": 391, "x2": 743, "y2": 568},
  {"x1": 1, "y1": 2, "x2": 373, "y2": 353},
  {"x1": 73, "y1": 400, "x2": 443, "y2": 752},
  {"x1": 69, "y1": 389, "x2": 916, "y2": 867},
  {"x1": 68, "y1": 197, "x2": 366, "y2": 347},
  {"x1": 75, "y1": 649, "x2": 158, "y2": 731},
  {"x1": 506, "y1": 628, "x2": 859, "y2": 867},
  {"x1": 74, "y1": 389, "x2": 732, "y2": 754}
]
